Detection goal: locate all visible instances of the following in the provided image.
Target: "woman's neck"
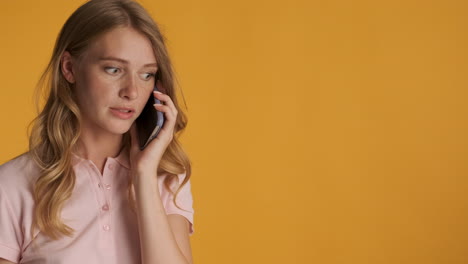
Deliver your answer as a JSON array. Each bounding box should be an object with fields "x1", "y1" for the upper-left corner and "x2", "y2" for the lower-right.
[{"x1": 73, "y1": 129, "x2": 125, "y2": 174}]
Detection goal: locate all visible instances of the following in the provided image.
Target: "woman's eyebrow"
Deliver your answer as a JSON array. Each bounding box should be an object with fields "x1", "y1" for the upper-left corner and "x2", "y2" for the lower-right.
[{"x1": 98, "y1": 56, "x2": 158, "y2": 68}]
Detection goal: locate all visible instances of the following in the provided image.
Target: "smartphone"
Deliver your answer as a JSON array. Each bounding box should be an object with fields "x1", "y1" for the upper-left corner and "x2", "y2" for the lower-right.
[{"x1": 135, "y1": 78, "x2": 165, "y2": 150}]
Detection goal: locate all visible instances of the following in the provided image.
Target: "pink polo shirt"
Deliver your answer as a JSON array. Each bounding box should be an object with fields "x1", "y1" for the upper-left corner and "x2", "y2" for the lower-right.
[{"x1": 0, "y1": 150, "x2": 194, "y2": 263}]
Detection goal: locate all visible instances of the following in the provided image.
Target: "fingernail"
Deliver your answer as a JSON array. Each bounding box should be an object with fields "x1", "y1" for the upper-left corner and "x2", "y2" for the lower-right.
[{"x1": 153, "y1": 91, "x2": 162, "y2": 94}]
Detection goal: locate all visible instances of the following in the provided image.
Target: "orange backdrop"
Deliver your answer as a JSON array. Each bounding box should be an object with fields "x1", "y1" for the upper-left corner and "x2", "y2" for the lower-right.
[{"x1": 0, "y1": 0, "x2": 467, "y2": 263}]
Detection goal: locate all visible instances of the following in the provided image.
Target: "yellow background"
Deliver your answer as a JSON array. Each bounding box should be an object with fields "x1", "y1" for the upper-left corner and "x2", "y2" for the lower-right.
[{"x1": 1, "y1": 0, "x2": 467, "y2": 263}]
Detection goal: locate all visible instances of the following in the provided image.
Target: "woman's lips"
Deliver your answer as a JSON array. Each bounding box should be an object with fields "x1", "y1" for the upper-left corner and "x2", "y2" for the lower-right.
[{"x1": 110, "y1": 108, "x2": 135, "y2": 119}]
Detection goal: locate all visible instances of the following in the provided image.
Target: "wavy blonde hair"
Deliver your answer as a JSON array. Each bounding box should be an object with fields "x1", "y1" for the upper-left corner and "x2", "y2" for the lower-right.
[{"x1": 26, "y1": 0, "x2": 192, "y2": 241}]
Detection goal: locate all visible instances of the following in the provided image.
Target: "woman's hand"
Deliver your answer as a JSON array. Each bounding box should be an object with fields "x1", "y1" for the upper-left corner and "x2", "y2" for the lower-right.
[{"x1": 129, "y1": 80, "x2": 178, "y2": 177}]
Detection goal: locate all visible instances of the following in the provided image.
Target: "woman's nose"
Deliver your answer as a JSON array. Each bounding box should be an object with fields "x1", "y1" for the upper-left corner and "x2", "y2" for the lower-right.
[{"x1": 119, "y1": 75, "x2": 138, "y2": 100}]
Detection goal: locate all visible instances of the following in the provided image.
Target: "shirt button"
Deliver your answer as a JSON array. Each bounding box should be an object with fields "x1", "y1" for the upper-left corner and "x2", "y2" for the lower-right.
[
  {"x1": 102, "y1": 204, "x2": 109, "y2": 211},
  {"x1": 108, "y1": 164, "x2": 114, "y2": 170},
  {"x1": 103, "y1": 225, "x2": 110, "y2": 231},
  {"x1": 105, "y1": 184, "x2": 111, "y2": 190}
]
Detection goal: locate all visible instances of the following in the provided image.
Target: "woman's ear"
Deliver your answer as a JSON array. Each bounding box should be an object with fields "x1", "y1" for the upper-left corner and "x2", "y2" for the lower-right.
[{"x1": 61, "y1": 51, "x2": 76, "y2": 84}]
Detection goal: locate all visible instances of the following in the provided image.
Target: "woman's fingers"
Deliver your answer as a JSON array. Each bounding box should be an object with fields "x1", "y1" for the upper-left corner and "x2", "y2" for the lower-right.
[
  {"x1": 153, "y1": 91, "x2": 178, "y2": 116},
  {"x1": 153, "y1": 103, "x2": 175, "y2": 138},
  {"x1": 153, "y1": 93, "x2": 177, "y2": 124}
]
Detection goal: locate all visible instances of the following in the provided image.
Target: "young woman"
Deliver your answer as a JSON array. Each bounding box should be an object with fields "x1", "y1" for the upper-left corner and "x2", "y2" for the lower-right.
[{"x1": 0, "y1": 0, "x2": 194, "y2": 263}]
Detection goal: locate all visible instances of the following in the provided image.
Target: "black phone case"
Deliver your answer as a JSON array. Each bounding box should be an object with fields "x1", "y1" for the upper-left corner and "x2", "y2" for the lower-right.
[{"x1": 135, "y1": 81, "x2": 165, "y2": 150}]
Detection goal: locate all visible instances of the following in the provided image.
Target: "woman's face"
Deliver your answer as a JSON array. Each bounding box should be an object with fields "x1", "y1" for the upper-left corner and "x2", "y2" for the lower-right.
[{"x1": 65, "y1": 26, "x2": 158, "y2": 136}]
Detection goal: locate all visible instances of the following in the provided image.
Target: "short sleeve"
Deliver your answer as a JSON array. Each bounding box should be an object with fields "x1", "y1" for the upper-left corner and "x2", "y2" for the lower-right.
[
  {"x1": 0, "y1": 186, "x2": 22, "y2": 263},
  {"x1": 159, "y1": 172, "x2": 195, "y2": 235}
]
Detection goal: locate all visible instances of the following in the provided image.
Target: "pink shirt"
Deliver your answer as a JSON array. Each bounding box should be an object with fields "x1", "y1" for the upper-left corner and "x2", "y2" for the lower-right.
[{"x1": 0, "y1": 150, "x2": 194, "y2": 263}]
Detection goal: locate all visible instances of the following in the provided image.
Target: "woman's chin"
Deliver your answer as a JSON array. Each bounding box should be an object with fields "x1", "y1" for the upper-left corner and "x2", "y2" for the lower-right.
[{"x1": 106, "y1": 122, "x2": 133, "y2": 135}]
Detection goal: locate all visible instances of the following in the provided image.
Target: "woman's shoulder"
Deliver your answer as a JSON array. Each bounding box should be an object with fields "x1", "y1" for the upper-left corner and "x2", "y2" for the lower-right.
[{"x1": 0, "y1": 152, "x2": 40, "y2": 190}]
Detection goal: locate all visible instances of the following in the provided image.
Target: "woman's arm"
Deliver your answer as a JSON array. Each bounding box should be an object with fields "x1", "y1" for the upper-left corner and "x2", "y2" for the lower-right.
[
  {"x1": 129, "y1": 84, "x2": 192, "y2": 264},
  {"x1": 133, "y1": 172, "x2": 192, "y2": 264}
]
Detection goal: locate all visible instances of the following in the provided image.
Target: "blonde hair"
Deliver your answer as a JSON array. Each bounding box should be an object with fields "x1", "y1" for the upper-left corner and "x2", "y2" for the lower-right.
[{"x1": 26, "y1": 0, "x2": 192, "y2": 241}]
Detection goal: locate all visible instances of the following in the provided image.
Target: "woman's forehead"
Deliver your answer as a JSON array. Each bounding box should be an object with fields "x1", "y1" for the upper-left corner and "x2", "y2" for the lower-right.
[{"x1": 85, "y1": 27, "x2": 156, "y2": 65}]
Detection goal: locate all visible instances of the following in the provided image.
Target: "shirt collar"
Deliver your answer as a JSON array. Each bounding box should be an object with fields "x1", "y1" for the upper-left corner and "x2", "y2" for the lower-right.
[{"x1": 71, "y1": 144, "x2": 130, "y2": 170}]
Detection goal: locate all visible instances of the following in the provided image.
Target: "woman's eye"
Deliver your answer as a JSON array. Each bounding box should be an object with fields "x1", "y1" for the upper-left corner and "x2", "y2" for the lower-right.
[
  {"x1": 104, "y1": 67, "x2": 120, "y2": 74},
  {"x1": 142, "y1": 72, "x2": 156, "y2": 80}
]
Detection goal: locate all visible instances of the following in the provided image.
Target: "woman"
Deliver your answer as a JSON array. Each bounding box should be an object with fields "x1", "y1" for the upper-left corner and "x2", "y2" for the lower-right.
[{"x1": 0, "y1": 0, "x2": 194, "y2": 263}]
